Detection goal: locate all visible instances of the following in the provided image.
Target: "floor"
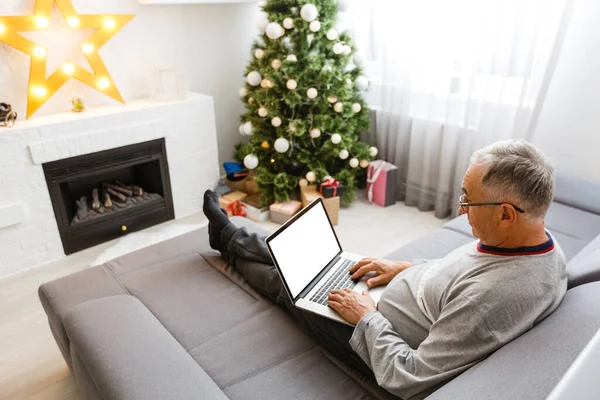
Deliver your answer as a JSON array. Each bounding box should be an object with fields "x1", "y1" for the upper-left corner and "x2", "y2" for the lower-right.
[{"x1": 0, "y1": 194, "x2": 448, "y2": 400}]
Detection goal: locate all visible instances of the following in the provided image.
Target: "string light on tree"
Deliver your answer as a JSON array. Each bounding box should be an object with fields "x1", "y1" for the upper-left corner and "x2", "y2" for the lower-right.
[
  {"x1": 310, "y1": 128, "x2": 321, "y2": 138},
  {"x1": 339, "y1": 149, "x2": 349, "y2": 159},
  {"x1": 67, "y1": 16, "x2": 80, "y2": 28},
  {"x1": 349, "y1": 158, "x2": 359, "y2": 168},
  {"x1": 274, "y1": 137, "x2": 290, "y2": 153},
  {"x1": 300, "y1": 4, "x2": 318, "y2": 22},
  {"x1": 244, "y1": 154, "x2": 259, "y2": 170},
  {"x1": 247, "y1": 71, "x2": 262, "y2": 86},
  {"x1": 307, "y1": 88, "x2": 318, "y2": 99},
  {"x1": 62, "y1": 63, "x2": 75, "y2": 75},
  {"x1": 82, "y1": 43, "x2": 95, "y2": 54},
  {"x1": 272, "y1": 117, "x2": 282, "y2": 127},
  {"x1": 331, "y1": 133, "x2": 342, "y2": 144},
  {"x1": 334, "y1": 102, "x2": 343, "y2": 113},
  {"x1": 33, "y1": 46, "x2": 46, "y2": 58}
]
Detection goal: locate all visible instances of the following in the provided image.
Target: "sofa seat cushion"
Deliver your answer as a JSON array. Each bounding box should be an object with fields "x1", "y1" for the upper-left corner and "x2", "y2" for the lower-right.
[
  {"x1": 425, "y1": 281, "x2": 600, "y2": 400},
  {"x1": 567, "y1": 233, "x2": 600, "y2": 288}
]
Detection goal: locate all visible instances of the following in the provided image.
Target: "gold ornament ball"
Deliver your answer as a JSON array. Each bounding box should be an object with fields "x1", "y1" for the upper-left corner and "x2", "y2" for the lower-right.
[
  {"x1": 248, "y1": 97, "x2": 255, "y2": 104},
  {"x1": 299, "y1": 178, "x2": 309, "y2": 187},
  {"x1": 261, "y1": 141, "x2": 270, "y2": 149},
  {"x1": 271, "y1": 59, "x2": 282, "y2": 69},
  {"x1": 360, "y1": 159, "x2": 369, "y2": 168},
  {"x1": 260, "y1": 79, "x2": 269, "y2": 88}
]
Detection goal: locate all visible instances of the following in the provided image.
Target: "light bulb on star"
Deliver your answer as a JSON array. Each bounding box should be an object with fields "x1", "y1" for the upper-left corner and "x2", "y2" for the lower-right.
[
  {"x1": 286, "y1": 54, "x2": 298, "y2": 62},
  {"x1": 333, "y1": 43, "x2": 344, "y2": 55},
  {"x1": 331, "y1": 133, "x2": 342, "y2": 144},
  {"x1": 247, "y1": 71, "x2": 262, "y2": 86},
  {"x1": 272, "y1": 117, "x2": 282, "y2": 127},
  {"x1": 258, "y1": 107, "x2": 268, "y2": 117},
  {"x1": 334, "y1": 102, "x2": 343, "y2": 113},
  {"x1": 310, "y1": 128, "x2": 321, "y2": 138},
  {"x1": 244, "y1": 154, "x2": 259, "y2": 170},
  {"x1": 327, "y1": 95, "x2": 337, "y2": 104},
  {"x1": 33, "y1": 46, "x2": 46, "y2": 58},
  {"x1": 306, "y1": 171, "x2": 316, "y2": 182},
  {"x1": 67, "y1": 17, "x2": 80, "y2": 28},
  {"x1": 349, "y1": 158, "x2": 359, "y2": 168},
  {"x1": 360, "y1": 159, "x2": 369, "y2": 168},
  {"x1": 104, "y1": 18, "x2": 117, "y2": 29},
  {"x1": 307, "y1": 88, "x2": 318, "y2": 99},
  {"x1": 271, "y1": 59, "x2": 281, "y2": 69},
  {"x1": 98, "y1": 78, "x2": 111, "y2": 91},
  {"x1": 82, "y1": 43, "x2": 95, "y2": 54},
  {"x1": 339, "y1": 149, "x2": 349, "y2": 159},
  {"x1": 254, "y1": 48, "x2": 265, "y2": 59},
  {"x1": 351, "y1": 103, "x2": 362, "y2": 113},
  {"x1": 283, "y1": 18, "x2": 294, "y2": 29},
  {"x1": 286, "y1": 79, "x2": 297, "y2": 90},
  {"x1": 326, "y1": 29, "x2": 338, "y2": 41},
  {"x1": 32, "y1": 86, "x2": 47, "y2": 98},
  {"x1": 0, "y1": 23, "x2": 6, "y2": 34},
  {"x1": 309, "y1": 20, "x2": 321, "y2": 32},
  {"x1": 369, "y1": 146, "x2": 379, "y2": 157},
  {"x1": 62, "y1": 63, "x2": 75, "y2": 75},
  {"x1": 36, "y1": 16, "x2": 49, "y2": 28},
  {"x1": 300, "y1": 4, "x2": 319, "y2": 22},
  {"x1": 274, "y1": 137, "x2": 290, "y2": 153}
]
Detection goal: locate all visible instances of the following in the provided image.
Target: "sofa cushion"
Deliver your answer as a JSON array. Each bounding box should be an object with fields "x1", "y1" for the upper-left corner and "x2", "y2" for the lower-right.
[
  {"x1": 385, "y1": 226, "x2": 473, "y2": 262},
  {"x1": 567, "y1": 233, "x2": 600, "y2": 288},
  {"x1": 554, "y1": 174, "x2": 600, "y2": 215},
  {"x1": 425, "y1": 281, "x2": 600, "y2": 400}
]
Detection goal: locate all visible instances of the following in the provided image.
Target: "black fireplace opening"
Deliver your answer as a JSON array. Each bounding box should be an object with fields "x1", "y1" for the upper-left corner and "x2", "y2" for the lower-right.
[{"x1": 43, "y1": 139, "x2": 175, "y2": 255}]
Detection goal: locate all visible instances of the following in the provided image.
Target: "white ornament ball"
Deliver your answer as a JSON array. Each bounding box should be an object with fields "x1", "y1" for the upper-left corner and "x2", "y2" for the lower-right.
[
  {"x1": 271, "y1": 117, "x2": 282, "y2": 127},
  {"x1": 244, "y1": 154, "x2": 259, "y2": 170},
  {"x1": 342, "y1": 45, "x2": 352, "y2": 56},
  {"x1": 323, "y1": 175, "x2": 333, "y2": 181},
  {"x1": 310, "y1": 128, "x2": 321, "y2": 138},
  {"x1": 353, "y1": 53, "x2": 365, "y2": 68},
  {"x1": 346, "y1": 78, "x2": 353, "y2": 87},
  {"x1": 322, "y1": 64, "x2": 333, "y2": 73},
  {"x1": 243, "y1": 121, "x2": 253, "y2": 135},
  {"x1": 351, "y1": 103, "x2": 362, "y2": 113},
  {"x1": 266, "y1": 22, "x2": 284, "y2": 39},
  {"x1": 257, "y1": 18, "x2": 268, "y2": 34},
  {"x1": 299, "y1": 178, "x2": 308, "y2": 187},
  {"x1": 326, "y1": 29, "x2": 338, "y2": 41},
  {"x1": 307, "y1": 88, "x2": 318, "y2": 99},
  {"x1": 369, "y1": 146, "x2": 379, "y2": 157},
  {"x1": 286, "y1": 54, "x2": 298, "y2": 62},
  {"x1": 355, "y1": 76, "x2": 370, "y2": 91},
  {"x1": 238, "y1": 124, "x2": 245, "y2": 135},
  {"x1": 258, "y1": 107, "x2": 268, "y2": 117},
  {"x1": 360, "y1": 159, "x2": 369, "y2": 168},
  {"x1": 247, "y1": 71, "x2": 262, "y2": 86},
  {"x1": 239, "y1": 87, "x2": 247, "y2": 97},
  {"x1": 274, "y1": 137, "x2": 290, "y2": 153},
  {"x1": 331, "y1": 133, "x2": 342, "y2": 144},
  {"x1": 339, "y1": 149, "x2": 349, "y2": 160},
  {"x1": 334, "y1": 102, "x2": 343, "y2": 113},
  {"x1": 327, "y1": 95, "x2": 338, "y2": 104},
  {"x1": 286, "y1": 79, "x2": 297, "y2": 90},
  {"x1": 306, "y1": 171, "x2": 316, "y2": 182},
  {"x1": 309, "y1": 20, "x2": 321, "y2": 32},
  {"x1": 300, "y1": 4, "x2": 318, "y2": 22},
  {"x1": 349, "y1": 158, "x2": 359, "y2": 168},
  {"x1": 254, "y1": 49, "x2": 265, "y2": 59},
  {"x1": 271, "y1": 59, "x2": 281, "y2": 69},
  {"x1": 283, "y1": 18, "x2": 294, "y2": 29},
  {"x1": 333, "y1": 43, "x2": 344, "y2": 55}
]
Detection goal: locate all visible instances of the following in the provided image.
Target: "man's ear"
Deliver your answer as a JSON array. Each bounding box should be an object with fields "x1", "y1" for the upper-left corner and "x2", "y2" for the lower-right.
[{"x1": 500, "y1": 204, "x2": 517, "y2": 225}]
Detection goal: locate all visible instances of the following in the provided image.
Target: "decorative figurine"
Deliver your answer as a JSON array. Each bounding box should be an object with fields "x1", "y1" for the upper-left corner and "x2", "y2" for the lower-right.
[
  {"x1": 70, "y1": 93, "x2": 85, "y2": 113},
  {"x1": 0, "y1": 103, "x2": 17, "y2": 127}
]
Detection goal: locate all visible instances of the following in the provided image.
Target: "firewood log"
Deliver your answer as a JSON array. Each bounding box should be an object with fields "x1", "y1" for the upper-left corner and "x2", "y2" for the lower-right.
[
  {"x1": 106, "y1": 188, "x2": 127, "y2": 203},
  {"x1": 91, "y1": 189, "x2": 100, "y2": 210},
  {"x1": 76, "y1": 196, "x2": 89, "y2": 220},
  {"x1": 102, "y1": 182, "x2": 133, "y2": 197},
  {"x1": 116, "y1": 181, "x2": 144, "y2": 196},
  {"x1": 102, "y1": 190, "x2": 113, "y2": 208}
]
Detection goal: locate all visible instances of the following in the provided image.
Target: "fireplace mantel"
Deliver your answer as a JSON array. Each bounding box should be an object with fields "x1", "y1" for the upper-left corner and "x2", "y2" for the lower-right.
[{"x1": 0, "y1": 92, "x2": 219, "y2": 277}]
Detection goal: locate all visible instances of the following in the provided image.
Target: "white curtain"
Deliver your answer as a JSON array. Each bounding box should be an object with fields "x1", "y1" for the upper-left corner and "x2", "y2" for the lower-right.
[{"x1": 343, "y1": 0, "x2": 573, "y2": 218}]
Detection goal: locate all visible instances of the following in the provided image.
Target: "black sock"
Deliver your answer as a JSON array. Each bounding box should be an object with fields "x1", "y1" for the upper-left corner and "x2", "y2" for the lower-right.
[{"x1": 203, "y1": 190, "x2": 231, "y2": 251}]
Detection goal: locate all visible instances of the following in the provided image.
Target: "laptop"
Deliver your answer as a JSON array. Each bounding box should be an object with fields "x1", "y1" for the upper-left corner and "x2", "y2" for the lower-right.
[{"x1": 265, "y1": 198, "x2": 386, "y2": 325}]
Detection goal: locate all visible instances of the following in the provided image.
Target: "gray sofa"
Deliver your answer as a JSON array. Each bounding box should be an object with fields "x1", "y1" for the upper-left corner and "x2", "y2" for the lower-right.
[{"x1": 39, "y1": 175, "x2": 600, "y2": 400}]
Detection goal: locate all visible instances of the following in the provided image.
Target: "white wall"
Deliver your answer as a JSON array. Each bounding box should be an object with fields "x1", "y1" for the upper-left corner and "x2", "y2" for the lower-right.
[
  {"x1": 0, "y1": 0, "x2": 259, "y2": 168},
  {"x1": 531, "y1": 0, "x2": 600, "y2": 182}
]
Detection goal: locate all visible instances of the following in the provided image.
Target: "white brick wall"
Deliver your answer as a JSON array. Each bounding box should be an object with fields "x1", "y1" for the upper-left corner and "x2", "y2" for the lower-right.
[{"x1": 0, "y1": 92, "x2": 219, "y2": 278}]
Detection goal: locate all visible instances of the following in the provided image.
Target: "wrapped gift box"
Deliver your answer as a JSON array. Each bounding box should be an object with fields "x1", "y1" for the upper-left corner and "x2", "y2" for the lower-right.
[
  {"x1": 318, "y1": 179, "x2": 344, "y2": 199},
  {"x1": 245, "y1": 178, "x2": 261, "y2": 195},
  {"x1": 269, "y1": 201, "x2": 302, "y2": 224},
  {"x1": 219, "y1": 191, "x2": 247, "y2": 217},
  {"x1": 226, "y1": 178, "x2": 247, "y2": 193},
  {"x1": 242, "y1": 194, "x2": 270, "y2": 222},
  {"x1": 367, "y1": 160, "x2": 398, "y2": 207},
  {"x1": 300, "y1": 185, "x2": 340, "y2": 225}
]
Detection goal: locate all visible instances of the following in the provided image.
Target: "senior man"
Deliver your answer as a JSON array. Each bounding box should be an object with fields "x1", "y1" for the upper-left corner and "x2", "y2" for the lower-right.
[{"x1": 202, "y1": 140, "x2": 567, "y2": 400}]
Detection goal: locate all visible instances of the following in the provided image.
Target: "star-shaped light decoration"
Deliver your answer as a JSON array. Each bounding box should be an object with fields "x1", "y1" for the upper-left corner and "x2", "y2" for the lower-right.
[{"x1": 0, "y1": 0, "x2": 134, "y2": 118}]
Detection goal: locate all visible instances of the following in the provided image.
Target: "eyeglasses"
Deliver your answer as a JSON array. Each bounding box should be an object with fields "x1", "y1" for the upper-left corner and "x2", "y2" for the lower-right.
[{"x1": 459, "y1": 194, "x2": 525, "y2": 214}]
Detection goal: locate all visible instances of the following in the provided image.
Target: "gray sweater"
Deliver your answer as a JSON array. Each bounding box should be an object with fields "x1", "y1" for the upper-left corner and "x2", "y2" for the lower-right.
[{"x1": 350, "y1": 234, "x2": 567, "y2": 400}]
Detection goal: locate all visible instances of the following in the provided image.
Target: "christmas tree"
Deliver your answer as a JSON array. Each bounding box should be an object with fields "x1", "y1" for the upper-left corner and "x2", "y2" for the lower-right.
[{"x1": 234, "y1": 0, "x2": 378, "y2": 204}]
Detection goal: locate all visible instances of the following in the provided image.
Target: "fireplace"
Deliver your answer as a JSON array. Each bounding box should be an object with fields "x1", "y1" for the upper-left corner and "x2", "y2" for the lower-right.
[{"x1": 43, "y1": 139, "x2": 175, "y2": 255}]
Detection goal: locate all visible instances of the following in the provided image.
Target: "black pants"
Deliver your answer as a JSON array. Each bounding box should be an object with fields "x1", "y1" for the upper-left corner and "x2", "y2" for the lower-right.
[{"x1": 220, "y1": 223, "x2": 375, "y2": 378}]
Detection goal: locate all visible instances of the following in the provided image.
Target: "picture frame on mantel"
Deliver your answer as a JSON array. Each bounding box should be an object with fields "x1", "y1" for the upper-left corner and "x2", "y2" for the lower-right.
[{"x1": 155, "y1": 68, "x2": 186, "y2": 102}]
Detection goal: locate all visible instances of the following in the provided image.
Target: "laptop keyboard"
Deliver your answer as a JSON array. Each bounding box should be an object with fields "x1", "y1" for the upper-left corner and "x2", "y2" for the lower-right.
[{"x1": 309, "y1": 259, "x2": 358, "y2": 306}]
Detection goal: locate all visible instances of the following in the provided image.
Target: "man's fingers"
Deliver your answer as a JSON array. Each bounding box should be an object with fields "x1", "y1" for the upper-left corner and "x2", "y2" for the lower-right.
[
  {"x1": 351, "y1": 263, "x2": 377, "y2": 279},
  {"x1": 343, "y1": 288, "x2": 354, "y2": 293},
  {"x1": 330, "y1": 289, "x2": 346, "y2": 297},
  {"x1": 328, "y1": 300, "x2": 341, "y2": 310},
  {"x1": 328, "y1": 293, "x2": 343, "y2": 302},
  {"x1": 367, "y1": 275, "x2": 387, "y2": 288},
  {"x1": 349, "y1": 258, "x2": 372, "y2": 273}
]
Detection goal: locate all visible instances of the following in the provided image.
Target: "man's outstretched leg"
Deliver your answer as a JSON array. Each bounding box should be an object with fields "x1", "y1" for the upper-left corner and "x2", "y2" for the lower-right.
[{"x1": 203, "y1": 191, "x2": 374, "y2": 378}]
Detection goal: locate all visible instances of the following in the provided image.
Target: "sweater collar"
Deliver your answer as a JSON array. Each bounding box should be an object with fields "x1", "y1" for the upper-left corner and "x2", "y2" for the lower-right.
[{"x1": 477, "y1": 232, "x2": 554, "y2": 256}]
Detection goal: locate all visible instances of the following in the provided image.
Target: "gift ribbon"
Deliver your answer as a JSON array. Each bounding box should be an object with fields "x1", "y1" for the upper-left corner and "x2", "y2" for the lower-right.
[
  {"x1": 366, "y1": 162, "x2": 385, "y2": 204},
  {"x1": 320, "y1": 178, "x2": 340, "y2": 197},
  {"x1": 226, "y1": 200, "x2": 247, "y2": 217}
]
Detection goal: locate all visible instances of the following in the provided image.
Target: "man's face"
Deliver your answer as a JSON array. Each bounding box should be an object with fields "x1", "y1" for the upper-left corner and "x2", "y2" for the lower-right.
[{"x1": 459, "y1": 163, "x2": 498, "y2": 240}]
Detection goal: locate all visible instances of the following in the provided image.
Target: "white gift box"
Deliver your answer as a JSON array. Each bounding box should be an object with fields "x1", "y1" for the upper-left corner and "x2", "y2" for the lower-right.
[{"x1": 244, "y1": 203, "x2": 270, "y2": 222}]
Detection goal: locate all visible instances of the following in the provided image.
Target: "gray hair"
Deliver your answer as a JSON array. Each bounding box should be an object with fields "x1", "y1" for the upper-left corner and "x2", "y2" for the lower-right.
[{"x1": 470, "y1": 140, "x2": 555, "y2": 220}]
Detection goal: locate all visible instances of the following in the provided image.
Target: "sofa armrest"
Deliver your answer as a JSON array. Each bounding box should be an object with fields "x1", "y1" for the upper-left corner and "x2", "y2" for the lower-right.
[{"x1": 63, "y1": 295, "x2": 228, "y2": 400}]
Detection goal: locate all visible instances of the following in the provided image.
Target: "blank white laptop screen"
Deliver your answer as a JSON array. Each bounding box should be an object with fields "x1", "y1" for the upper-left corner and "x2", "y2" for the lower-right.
[{"x1": 269, "y1": 202, "x2": 341, "y2": 299}]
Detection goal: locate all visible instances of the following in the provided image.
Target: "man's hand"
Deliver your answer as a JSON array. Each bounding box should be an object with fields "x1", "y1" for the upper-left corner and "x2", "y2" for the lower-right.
[
  {"x1": 328, "y1": 288, "x2": 377, "y2": 325},
  {"x1": 349, "y1": 258, "x2": 412, "y2": 288}
]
